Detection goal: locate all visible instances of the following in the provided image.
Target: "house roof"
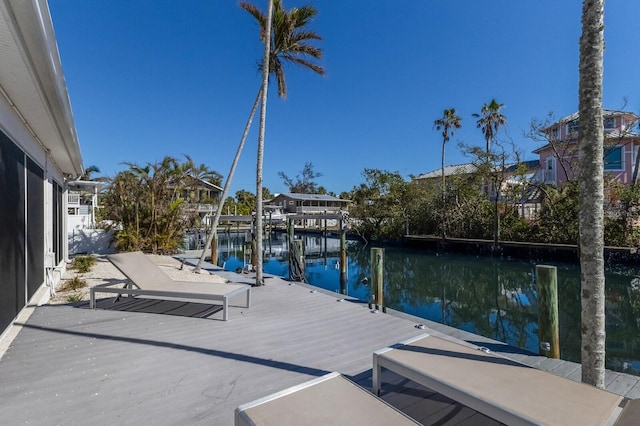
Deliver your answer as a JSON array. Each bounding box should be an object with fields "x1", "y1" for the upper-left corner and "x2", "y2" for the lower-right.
[
  {"x1": 417, "y1": 160, "x2": 540, "y2": 180},
  {"x1": 0, "y1": 0, "x2": 83, "y2": 176},
  {"x1": 541, "y1": 109, "x2": 640, "y2": 131},
  {"x1": 504, "y1": 159, "x2": 541, "y2": 173},
  {"x1": 415, "y1": 163, "x2": 478, "y2": 180}
]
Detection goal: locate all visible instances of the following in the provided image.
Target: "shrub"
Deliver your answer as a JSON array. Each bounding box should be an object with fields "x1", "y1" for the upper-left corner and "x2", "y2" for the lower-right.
[
  {"x1": 60, "y1": 275, "x2": 87, "y2": 292},
  {"x1": 66, "y1": 293, "x2": 83, "y2": 303},
  {"x1": 70, "y1": 256, "x2": 95, "y2": 273}
]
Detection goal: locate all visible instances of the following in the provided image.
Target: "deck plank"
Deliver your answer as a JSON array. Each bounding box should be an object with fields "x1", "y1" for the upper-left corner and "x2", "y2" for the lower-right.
[{"x1": 0, "y1": 263, "x2": 638, "y2": 425}]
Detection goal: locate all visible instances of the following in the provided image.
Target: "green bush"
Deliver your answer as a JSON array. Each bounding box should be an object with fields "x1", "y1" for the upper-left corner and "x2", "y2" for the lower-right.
[
  {"x1": 70, "y1": 256, "x2": 95, "y2": 273},
  {"x1": 66, "y1": 293, "x2": 83, "y2": 303},
  {"x1": 61, "y1": 275, "x2": 87, "y2": 291}
]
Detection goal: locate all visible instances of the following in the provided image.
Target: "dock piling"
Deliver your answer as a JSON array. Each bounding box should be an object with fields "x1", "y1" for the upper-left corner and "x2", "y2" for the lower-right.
[
  {"x1": 371, "y1": 248, "x2": 385, "y2": 313},
  {"x1": 536, "y1": 264, "x2": 559, "y2": 358}
]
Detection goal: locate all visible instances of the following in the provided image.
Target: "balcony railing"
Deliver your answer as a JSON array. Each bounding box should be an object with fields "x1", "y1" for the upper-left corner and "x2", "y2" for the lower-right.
[
  {"x1": 295, "y1": 206, "x2": 344, "y2": 213},
  {"x1": 68, "y1": 192, "x2": 80, "y2": 205}
]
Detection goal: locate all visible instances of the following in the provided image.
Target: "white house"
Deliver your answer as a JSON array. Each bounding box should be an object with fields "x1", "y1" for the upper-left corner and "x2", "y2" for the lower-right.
[{"x1": 0, "y1": 0, "x2": 83, "y2": 339}]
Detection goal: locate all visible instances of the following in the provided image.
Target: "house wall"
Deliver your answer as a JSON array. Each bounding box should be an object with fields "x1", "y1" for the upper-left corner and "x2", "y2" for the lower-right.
[
  {"x1": 0, "y1": 97, "x2": 67, "y2": 337},
  {"x1": 538, "y1": 137, "x2": 639, "y2": 186}
]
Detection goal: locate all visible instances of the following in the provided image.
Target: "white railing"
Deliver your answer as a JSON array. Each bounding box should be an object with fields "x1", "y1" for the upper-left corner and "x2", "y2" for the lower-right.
[
  {"x1": 295, "y1": 206, "x2": 343, "y2": 213},
  {"x1": 185, "y1": 203, "x2": 218, "y2": 213},
  {"x1": 67, "y1": 192, "x2": 80, "y2": 205}
]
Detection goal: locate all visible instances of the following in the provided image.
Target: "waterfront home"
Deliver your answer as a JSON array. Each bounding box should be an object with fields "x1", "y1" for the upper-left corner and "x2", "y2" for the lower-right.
[
  {"x1": 534, "y1": 110, "x2": 640, "y2": 186},
  {"x1": 0, "y1": 0, "x2": 83, "y2": 336},
  {"x1": 416, "y1": 161, "x2": 542, "y2": 219},
  {"x1": 67, "y1": 180, "x2": 103, "y2": 230},
  {"x1": 268, "y1": 193, "x2": 350, "y2": 214},
  {"x1": 173, "y1": 174, "x2": 223, "y2": 225}
]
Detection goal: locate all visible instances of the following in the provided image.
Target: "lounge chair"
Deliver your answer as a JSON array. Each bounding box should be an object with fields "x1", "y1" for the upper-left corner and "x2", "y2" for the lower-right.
[
  {"x1": 373, "y1": 333, "x2": 637, "y2": 426},
  {"x1": 235, "y1": 372, "x2": 420, "y2": 425},
  {"x1": 90, "y1": 251, "x2": 251, "y2": 321}
]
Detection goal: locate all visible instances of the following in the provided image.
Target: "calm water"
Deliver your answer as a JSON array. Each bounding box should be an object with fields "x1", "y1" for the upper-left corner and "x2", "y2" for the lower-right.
[{"x1": 208, "y1": 230, "x2": 640, "y2": 376}]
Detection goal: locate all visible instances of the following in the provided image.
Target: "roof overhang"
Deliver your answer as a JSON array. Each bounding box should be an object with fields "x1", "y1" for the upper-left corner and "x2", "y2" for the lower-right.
[{"x1": 0, "y1": 0, "x2": 82, "y2": 176}]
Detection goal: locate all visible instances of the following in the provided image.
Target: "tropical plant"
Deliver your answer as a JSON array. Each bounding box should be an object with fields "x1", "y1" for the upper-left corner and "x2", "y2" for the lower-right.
[
  {"x1": 80, "y1": 165, "x2": 101, "y2": 181},
  {"x1": 70, "y1": 255, "x2": 95, "y2": 273},
  {"x1": 101, "y1": 156, "x2": 218, "y2": 253},
  {"x1": 473, "y1": 99, "x2": 507, "y2": 249},
  {"x1": 578, "y1": 0, "x2": 606, "y2": 388},
  {"x1": 473, "y1": 99, "x2": 507, "y2": 156},
  {"x1": 60, "y1": 275, "x2": 87, "y2": 292},
  {"x1": 195, "y1": 0, "x2": 325, "y2": 280},
  {"x1": 434, "y1": 108, "x2": 462, "y2": 236}
]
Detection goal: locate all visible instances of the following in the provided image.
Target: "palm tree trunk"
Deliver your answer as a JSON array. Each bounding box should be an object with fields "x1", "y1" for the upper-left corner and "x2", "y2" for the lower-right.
[
  {"x1": 194, "y1": 87, "x2": 262, "y2": 272},
  {"x1": 254, "y1": 0, "x2": 273, "y2": 286},
  {"x1": 441, "y1": 143, "x2": 446, "y2": 238},
  {"x1": 578, "y1": 0, "x2": 605, "y2": 389}
]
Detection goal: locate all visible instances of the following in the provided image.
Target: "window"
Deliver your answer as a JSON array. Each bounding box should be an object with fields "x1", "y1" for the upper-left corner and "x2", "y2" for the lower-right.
[
  {"x1": 604, "y1": 117, "x2": 615, "y2": 130},
  {"x1": 604, "y1": 146, "x2": 623, "y2": 170},
  {"x1": 551, "y1": 127, "x2": 559, "y2": 138},
  {"x1": 567, "y1": 120, "x2": 579, "y2": 134}
]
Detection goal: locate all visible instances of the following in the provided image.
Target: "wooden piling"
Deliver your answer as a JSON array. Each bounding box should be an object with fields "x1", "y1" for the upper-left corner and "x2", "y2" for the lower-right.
[
  {"x1": 339, "y1": 220, "x2": 347, "y2": 287},
  {"x1": 289, "y1": 239, "x2": 305, "y2": 282},
  {"x1": 210, "y1": 234, "x2": 218, "y2": 266},
  {"x1": 371, "y1": 247, "x2": 385, "y2": 312},
  {"x1": 536, "y1": 264, "x2": 560, "y2": 358}
]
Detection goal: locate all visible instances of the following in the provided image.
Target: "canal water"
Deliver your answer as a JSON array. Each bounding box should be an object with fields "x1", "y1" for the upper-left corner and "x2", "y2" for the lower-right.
[{"x1": 207, "y1": 230, "x2": 640, "y2": 376}]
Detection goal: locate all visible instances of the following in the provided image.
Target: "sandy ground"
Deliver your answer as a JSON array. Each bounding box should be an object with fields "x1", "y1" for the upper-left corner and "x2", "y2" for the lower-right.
[{"x1": 50, "y1": 254, "x2": 228, "y2": 304}]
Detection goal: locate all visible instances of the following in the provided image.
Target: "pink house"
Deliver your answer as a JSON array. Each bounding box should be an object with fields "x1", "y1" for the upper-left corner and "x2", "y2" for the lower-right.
[{"x1": 533, "y1": 110, "x2": 640, "y2": 186}]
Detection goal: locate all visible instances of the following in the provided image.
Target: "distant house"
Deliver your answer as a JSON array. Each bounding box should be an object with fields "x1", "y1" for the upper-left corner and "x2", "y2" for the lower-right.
[
  {"x1": 268, "y1": 193, "x2": 350, "y2": 214},
  {"x1": 174, "y1": 175, "x2": 223, "y2": 223},
  {"x1": 416, "y1": 160, "x2": 543, "y2": 219},
  {"x1": 533, "y1": 110, "x2": 640, "y2": 186},
  {"x1": 67, "y1": 180, "x2": 103, "y2": 230},
  {"x1": 1, "y1": 1, "x2": 83, "y2": 336}
]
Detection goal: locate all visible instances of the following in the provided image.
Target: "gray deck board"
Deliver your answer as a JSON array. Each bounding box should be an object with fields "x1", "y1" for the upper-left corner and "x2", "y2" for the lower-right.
[{"x1": 0, "y1": 261, "x2": 638, "y2": 425}]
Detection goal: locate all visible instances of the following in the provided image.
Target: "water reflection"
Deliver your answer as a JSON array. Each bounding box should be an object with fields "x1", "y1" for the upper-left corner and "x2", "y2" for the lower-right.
[{"x1": 210, "y1": 230, "x2": 640, "y2": 376}]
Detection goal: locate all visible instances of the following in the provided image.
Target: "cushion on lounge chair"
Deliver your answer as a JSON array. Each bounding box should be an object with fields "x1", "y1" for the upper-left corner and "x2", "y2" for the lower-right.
[
  {"x1": 235, "y1": 372, "x2": 419, "y2": 426},
  {"x1": 373, "y1": 334, "x2": 631, "y2": 426},
  {"x1": 90, "y1": 251, "x2": 250, "y2": 321}
]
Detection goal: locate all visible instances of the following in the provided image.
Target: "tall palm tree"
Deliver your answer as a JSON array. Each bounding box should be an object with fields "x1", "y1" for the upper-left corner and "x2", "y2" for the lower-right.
[
  {"x1": 194, "y1": 0, "x2": 325, "y2": 277},
  {"x1": 473, "y1": 99, "x2": 506, "y2": 250},
  {"x1": 578, "y1": 0, "x2": 605, "y2": 389},
  {"x1": 434, "y1": 108, "x2": 462, "y2": 238},
  {"x1": 473, "y1": 99, "x2": 506, "y2": 156}
]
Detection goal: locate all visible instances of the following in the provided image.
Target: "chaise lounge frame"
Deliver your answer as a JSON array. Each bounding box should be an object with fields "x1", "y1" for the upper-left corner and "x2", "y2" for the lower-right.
[
  {"x1": 235, "y1": 372, "x2": 420, "y2": 425},
  {"x1": 373, "y1": 333, "x2": 637, "y2": 426},
  {"x1": 90, "y1": 251, "x2": 251, "y2": 321}
]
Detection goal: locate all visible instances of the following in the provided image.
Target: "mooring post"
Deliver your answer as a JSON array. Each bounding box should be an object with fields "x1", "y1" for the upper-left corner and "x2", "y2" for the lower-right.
[
  {"x1": 210, "y1": 234, "x2": 218, "y2": 266},
  {"x1": 536, "y1": 264, "x2": 559, "y2": 358},
  {"x1": 371, "y1": 248, "x2": 385, "y2": 312},
  {"x1": 287, "y1": 218, "x2": 294, "y2": 250},
  {"x1": 339, "y1": 219, "x2": 347, "y2": 287},
  {"x1": 289, "y1": 239, "x2": 305, "y2": 282}
]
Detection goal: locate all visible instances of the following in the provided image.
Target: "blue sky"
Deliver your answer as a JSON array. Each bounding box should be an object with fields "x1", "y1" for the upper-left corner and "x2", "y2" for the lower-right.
[{"x1": 48, "y1": 0, "x2": 640, "y2": 196}]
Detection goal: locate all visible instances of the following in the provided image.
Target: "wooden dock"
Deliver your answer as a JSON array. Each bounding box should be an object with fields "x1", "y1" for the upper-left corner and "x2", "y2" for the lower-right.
[{"x1": 0, "y1": 259, "x2": 639, "y2": 425}]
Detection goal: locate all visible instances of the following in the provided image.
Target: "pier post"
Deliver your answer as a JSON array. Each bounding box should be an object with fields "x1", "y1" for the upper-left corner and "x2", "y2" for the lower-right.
[
  {"x1": 339, "y1": 219, "x2": 347, "y2": 289},
  {"x1": 210, "y1": 234, "x2": 218, "y2": 266},
  {"x1": 371, "y1": 248, "x2": 385, "y2": 313},
  {"x1": 536, "y1": 265, "x2": 560, "y2": 358},
  {"x1": 289, "y1": 239, "x2": 305, "y2": 282}
]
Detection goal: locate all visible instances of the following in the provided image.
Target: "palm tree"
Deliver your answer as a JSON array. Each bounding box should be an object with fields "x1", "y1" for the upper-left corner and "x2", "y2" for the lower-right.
[
  {"x1": 473, "y1": 99, "x2": 506, "y2": 249},
  {"x1": 578, "y1": 0, "x2": 605, "y2": 389},
  {"x1": 434, "y1": 109, "x2": 462, "y2": 238},
  {"x1": 80, "y1": 165, "x2": 101, "y2": 181},
  {"x1": 473, "y1": 99, "x2": 506, "y2": 156},
  {"x1": 195, "y1": 0, "x2": 325, "y2": 280}
]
